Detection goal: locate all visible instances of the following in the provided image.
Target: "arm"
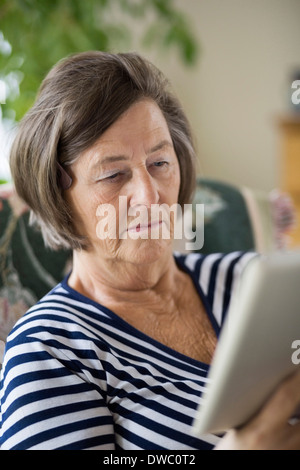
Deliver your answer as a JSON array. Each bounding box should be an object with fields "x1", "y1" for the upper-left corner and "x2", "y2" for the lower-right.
[
  {"x1": 215, "y1": 371, "x2": 300, "y2": 450},
  {"x1": 0, "y1": 334, "x2": 116, "y2": 450}
]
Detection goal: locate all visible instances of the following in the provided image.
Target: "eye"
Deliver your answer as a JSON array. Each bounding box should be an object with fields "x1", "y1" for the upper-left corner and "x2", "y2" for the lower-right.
[
  {"x1": 98, "y1": 171, "x2": 124, "y2": 183},
  {"x1": 152, "y1": 161, "x2": 169, "y2": 168},
  {"x1": 149, "y1": 160, "x2": 170, "y2": 174},
  {"x1": 106, "y1": 172, "x2": 120, "y2": 180}
]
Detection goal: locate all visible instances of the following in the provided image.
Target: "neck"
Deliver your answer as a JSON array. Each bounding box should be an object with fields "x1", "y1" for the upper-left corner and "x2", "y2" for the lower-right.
[{"x1": 68, "y1": 246, "x2": 180, "y2": 306}]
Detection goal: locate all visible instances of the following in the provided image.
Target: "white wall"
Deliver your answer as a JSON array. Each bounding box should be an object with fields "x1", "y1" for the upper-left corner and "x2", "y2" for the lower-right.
[{"x1": 145, "y1": 0, "x2": 300, "y2": 191}]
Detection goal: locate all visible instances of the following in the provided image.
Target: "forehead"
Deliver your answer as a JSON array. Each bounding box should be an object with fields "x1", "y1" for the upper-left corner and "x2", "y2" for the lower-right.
[
  {"x1": 87, "y1": 100, "x2": 171, "y2": 155},
  {"x1": 76, "y1": 100, "x2": 173, "y2": 167},
  {"x1": 105, "y1": 98, "x2": 169, "y2": 132}
]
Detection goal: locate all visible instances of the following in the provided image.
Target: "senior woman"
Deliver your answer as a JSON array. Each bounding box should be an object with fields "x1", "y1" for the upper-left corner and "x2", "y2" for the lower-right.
[{"x1": 1, "y1": 51, "x2": 300, "y2": 450}]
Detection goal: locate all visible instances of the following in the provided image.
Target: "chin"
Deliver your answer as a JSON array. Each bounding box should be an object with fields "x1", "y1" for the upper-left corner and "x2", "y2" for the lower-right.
[{"x1": 121, "y1": 238, "x2": 173, "y2": 265}]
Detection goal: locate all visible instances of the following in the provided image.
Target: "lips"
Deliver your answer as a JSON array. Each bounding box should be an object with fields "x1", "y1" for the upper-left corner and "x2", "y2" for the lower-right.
[{"x1": 127, "y1": 220, "x2": 162, "y2": 232}]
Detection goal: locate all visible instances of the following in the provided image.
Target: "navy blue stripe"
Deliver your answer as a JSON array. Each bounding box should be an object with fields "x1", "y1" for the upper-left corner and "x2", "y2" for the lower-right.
[
  {"x1": 113, "y1": 403, "x2": 208, "y2": 449},
  {"x1": 221, "y1": 252, "x2": 244, "y2": 322},
  {"x1": 179, "y1": 253, "x2": 221, "y2": 336},
  {"x1": 2, "y1": 398, "x2": 107, "y2": 444},
  {"x1": 105, "y1": 361, "x2": 204, "y2": 409},
  {"x1": 1, "y1": 363, "x2": 72, "y2": 407},
  {"x1": 115, "y1": 423, "x2": 166, "y2": 450},
  {"x1": 10, "y1": 416, "x2": 109, "y2": 450},
  {"x1": 115, "y1": 423, "x2": 165, "y2": 450},
  {"x1": 2, "y1": 381, "x2": 93, "y2": 422},
  {"x1": 207, "y1": 256, "x2": 223, "y2": 308},
  {"x1": 112, "y1": 392, "x2": 194, "y2": 426},
  {"x1": 57, "y1": 433, "x2": 115, "y2": 450}
]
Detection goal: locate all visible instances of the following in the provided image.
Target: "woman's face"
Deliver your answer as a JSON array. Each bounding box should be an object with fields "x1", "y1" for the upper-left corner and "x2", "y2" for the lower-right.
[{"x1": 66, "y1": 99, "x2": 181, "y2": 265}]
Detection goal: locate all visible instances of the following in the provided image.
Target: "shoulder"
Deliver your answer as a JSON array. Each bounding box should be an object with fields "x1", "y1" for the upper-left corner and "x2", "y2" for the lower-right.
[
  {"x1": 175, "y1": 251, "x2": 258, "y2": 326},
  {"x1": 7, "y1": 280, "x2": 110, "y2": 337},
  {"x1": 0, "y1": 283, "x2": 110, "y2": 407},
  {"x1": 175, "y1": 250, "x2": 257, "y2": 283},
  {"x1": 2, "y1": 282, "x2": 109, "y2": 373}
]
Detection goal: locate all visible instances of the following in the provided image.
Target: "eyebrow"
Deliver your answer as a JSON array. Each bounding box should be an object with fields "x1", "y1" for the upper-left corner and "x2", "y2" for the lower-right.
[
  {"x1": 100, "y1": 155, "x2": 128, "y2": 165},
  {"x1": 91, "y1": 140, "x2": 173, "y2": 168},
  {"x1": 147, "y1": 139, "x2": 173, "y2": 154}
]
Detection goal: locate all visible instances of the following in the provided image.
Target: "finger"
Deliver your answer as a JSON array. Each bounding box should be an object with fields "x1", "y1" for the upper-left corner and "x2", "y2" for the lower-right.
[
  {"x1": 286, "y1": 421, "x2": 300, "y2": 450},
  {"x1": 273, "y1": 419, "x2": 300, "y2": 450},
  {"x1": 257, "y1": 371, "x2": 300, "y2": 428}
]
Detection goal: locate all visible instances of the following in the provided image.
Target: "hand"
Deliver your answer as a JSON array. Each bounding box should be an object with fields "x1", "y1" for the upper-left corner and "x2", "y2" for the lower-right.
[{"x1": 215, "y1": 371, "x2": 300, "y2": 450}]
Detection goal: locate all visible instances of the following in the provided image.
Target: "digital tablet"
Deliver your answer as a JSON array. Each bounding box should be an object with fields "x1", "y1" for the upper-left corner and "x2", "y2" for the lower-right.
[{"x1": 193, "y1": 250, "x2": 300, "y2": 436}]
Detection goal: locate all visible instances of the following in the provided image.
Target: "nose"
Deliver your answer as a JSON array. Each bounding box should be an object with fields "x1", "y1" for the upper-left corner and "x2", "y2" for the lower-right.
[{"x1": 128, "y1": 168, "x2": 159, "y2": 208}]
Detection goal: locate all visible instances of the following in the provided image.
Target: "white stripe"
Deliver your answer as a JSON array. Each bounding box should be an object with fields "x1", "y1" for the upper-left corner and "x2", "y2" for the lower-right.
[
  {"x1": 3, "y1": 387, "x2": 101, "y2": 445},
  {"x1": 212, "y1": 251, "x2": 242, "y2": 325},
  {"x1": 184, "y1": 252, "x2": 202, "y2": 271},
  {"x1": 199, "y1": 253, "x2": 223, "y2": 295}
]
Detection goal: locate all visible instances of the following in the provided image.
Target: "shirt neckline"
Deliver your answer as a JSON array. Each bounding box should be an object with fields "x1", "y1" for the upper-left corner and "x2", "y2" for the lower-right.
[{"x1": 60, "y1": 253, "x2": 219, "y2": 370}]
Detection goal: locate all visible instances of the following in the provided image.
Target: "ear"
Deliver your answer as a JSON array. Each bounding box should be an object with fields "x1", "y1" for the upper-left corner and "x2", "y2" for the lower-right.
[{"x1": 57, "y1": 162, "x2": 73, "y2": 190}]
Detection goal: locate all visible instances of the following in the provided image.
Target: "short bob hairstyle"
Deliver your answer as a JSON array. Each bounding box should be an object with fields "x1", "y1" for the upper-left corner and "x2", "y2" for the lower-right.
[{"x1": 10, "y1": 51, "x2": 197, "y2": 250}]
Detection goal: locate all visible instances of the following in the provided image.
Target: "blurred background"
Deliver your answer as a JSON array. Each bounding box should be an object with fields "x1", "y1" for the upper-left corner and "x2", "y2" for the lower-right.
[
  {"x1": 0, "y1": 0, "x2": 299, "y2": 192},
  {"x1": 0, "y1": 0, "x2": 299, "y2": 331}
]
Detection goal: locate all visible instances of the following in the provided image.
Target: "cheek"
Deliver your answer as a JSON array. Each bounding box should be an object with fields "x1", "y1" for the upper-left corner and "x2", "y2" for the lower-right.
[
  {"x1": 96, "y1": 184, "x2": 123, "y2": 205},
  {"x1": 66, "y1": 189, "x2": 105, "y2": 237},
  {"x1": 164, "y1": 161, "x2": 181, "y2": 202},
  {"x1": 175, "y1": 166, "x2": 181, "y2": 198}
]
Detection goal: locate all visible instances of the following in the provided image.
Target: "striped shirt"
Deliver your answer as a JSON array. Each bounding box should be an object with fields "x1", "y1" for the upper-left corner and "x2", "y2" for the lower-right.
[{"x1": 0, "y1": 251, "x2": 255, "y2": 450}]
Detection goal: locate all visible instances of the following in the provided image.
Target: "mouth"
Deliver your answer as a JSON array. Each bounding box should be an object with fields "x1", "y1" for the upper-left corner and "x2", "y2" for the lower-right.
[{"x1": 127, "y1": 220, "x2": 163, "y2": 233}]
